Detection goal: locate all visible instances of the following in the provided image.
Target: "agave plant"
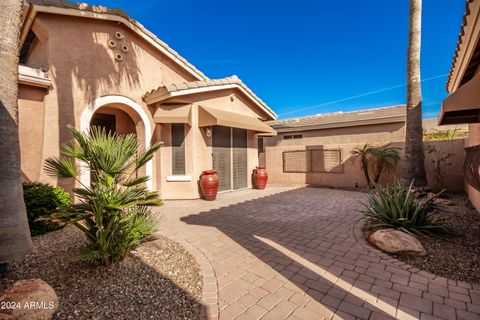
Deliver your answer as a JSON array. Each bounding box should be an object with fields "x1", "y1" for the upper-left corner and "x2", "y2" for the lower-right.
[
  {"x1": 362, "y1": 180, "x2": 447, "y2": 236},
  {"x1": 42, "y1": 126, "x2": 163, "y2": 265},
  {"x1": 368, "y1": 144, "x2": 401, "y2": 184}
]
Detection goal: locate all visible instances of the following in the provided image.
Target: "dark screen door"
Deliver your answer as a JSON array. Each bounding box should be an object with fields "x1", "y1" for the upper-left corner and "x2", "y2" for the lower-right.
[
  {"x1": 212, "y1": 126, "x2": 232, "y2": 191},
  {"x1": 232, "y1": 128, "x2": 247, "y2": 189}
]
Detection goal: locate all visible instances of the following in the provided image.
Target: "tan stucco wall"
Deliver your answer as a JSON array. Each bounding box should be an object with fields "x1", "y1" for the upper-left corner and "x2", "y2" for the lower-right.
[
  {"x1": 467, "y1": 123, "x2": 480, "y2": 211},
  {"x1": 19, "y1": 13, "x2": 265, "y2": 199},
  {"x1": 264, "y1": 123, "x2": 465, "y2": 192},
  {"x1": 158, "y1": 98, "x2": 260, "y2": 200},
  {"x1": 18, "y1": 85, "x2": 48, "y2": 183},
  {"x1": 20, "y1": 13, "x2": 198, "y2": 196},
  {"x1": 267, "y1": 122, "x2": 405, "y2": 147}
]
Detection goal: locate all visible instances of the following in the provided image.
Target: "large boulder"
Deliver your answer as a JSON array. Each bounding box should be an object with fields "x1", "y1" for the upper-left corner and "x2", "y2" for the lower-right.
[
  {"x1": 369, "y1": 229, "x2": 427, "y2": 256},
  {"x1": 0, "y1": 279, "x2": 58, "y2": 320}
]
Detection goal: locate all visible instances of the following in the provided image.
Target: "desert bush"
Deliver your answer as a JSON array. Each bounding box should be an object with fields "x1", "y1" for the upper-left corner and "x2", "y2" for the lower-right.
[
  {"x1": 42, "y1": 126, "x2": 163, "y2": 265},
  {"x1": 362, "y1": 180, "x2": 447, "y2": 236},
  {"x1": 23, "y1": 182, "x2": 71, "y2": 236}
]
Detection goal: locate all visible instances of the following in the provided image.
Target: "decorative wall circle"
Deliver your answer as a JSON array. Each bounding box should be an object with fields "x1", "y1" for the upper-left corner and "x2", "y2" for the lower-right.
[
  {"x1": 115, "y1": 53, "x2": 123, "y2": 61},
  {"x1": 115, "y1": 31, "x2": 124, "y2": 39},
  {"x1": 121, "y1": 44, "x2": 129, "y2": 53},
  {"x1": 108, "y1": 40, "x2": 116, "y2": 48}
]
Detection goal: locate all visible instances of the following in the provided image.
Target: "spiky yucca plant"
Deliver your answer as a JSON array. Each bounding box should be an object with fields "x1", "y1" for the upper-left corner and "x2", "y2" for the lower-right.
[
  {"x1": 362, "y1": 180, "x2": 447, "y2": 236},
  {"x1": 42, "y1": 126, "x2": 163, "y2": 265}
]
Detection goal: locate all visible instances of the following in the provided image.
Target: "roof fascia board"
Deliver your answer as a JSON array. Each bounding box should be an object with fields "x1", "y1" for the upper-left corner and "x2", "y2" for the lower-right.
[
  {"x1": 20, "y1": 4, "x2": 36, "y2": 46},
  {"x1": 146, "y1": 84, "x2": 277, "y2": 120},
  {"x1": 449, "y1": 1, "x2": 480, "y2": 93},
  {"x1": 25, "y1": 4, "x2": 207, "y2": 81},
  {"x1": 273, "y1": 116, "x2": 406, "y2": 133}
]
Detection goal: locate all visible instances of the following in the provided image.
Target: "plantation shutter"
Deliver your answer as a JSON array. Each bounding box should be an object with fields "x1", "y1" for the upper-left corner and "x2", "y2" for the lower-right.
[{"x1": 171, "y1": 124, "x2": 186, "y2": 175}]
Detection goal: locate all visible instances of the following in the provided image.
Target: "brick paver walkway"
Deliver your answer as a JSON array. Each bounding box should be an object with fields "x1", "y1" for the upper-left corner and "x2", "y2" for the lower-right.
[{"x1": 157, "y1": 187, "x2": 480, "y2": 320}]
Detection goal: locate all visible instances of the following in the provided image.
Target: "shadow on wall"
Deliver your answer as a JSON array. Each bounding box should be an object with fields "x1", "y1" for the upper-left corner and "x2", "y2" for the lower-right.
[
  {"x1": 267, "y1": 140, "x2": 466, "y2": 192},
  {"x1": 33, "y1": 16, "x2": 143, "y2": 192},
  {"x1": 180, "y1": 188, "x2": 419, "y2": 319}
]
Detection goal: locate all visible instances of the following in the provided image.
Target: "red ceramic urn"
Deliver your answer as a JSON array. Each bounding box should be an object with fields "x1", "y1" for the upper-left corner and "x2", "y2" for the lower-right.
[
  {"x1": 199, "y1": 170, "x2": 219, "y2": 201},
  {"x1": 253, "y1": 166, "x2": 268, "y2": 190}
]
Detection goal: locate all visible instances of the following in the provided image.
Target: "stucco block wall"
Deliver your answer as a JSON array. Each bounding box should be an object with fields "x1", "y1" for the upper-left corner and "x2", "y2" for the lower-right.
[
  {"x1": 467, "y1": 123, "x2": 480, "y2": 211},
  {"x1": 264, "y1": 124, "x2": 465, "y2": 192}
]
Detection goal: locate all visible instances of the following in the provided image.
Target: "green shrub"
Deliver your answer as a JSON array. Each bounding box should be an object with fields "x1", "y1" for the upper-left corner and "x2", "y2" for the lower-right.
[
  {"x1": 22, "y1": 182, "x2": 71, "y2": 236},
  {"x1": 41, "y1": 126, "x2": 163, "y2": 265},
  {"x1": 362, "y1": 180, "x2": 447, "y2": 236}
]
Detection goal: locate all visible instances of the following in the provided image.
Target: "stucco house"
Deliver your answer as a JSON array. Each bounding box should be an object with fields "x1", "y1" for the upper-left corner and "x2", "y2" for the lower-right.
[
  {"x1": 17, "y1": 0, "x2": 276, "y2": 199},
  {"x1": 439, "y1": 0, "x2": 480, "y2": 211},
  {"x1": 262, "y1": 106, "x2": 466, "y2": 191}
]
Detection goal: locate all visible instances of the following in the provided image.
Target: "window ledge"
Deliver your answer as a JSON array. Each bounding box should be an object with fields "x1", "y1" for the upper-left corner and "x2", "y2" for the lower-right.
[{"x1": 166, "y1": 175, "x2": 191, "y2": 182}]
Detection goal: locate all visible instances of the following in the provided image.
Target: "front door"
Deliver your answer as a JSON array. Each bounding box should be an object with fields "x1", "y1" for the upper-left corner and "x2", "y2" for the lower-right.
[{"x1": 212, "y1": 126, "x2": 247, "y2": 191}]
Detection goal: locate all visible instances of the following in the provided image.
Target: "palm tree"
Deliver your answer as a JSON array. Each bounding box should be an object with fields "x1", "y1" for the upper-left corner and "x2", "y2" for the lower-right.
[
  {"x1": 351, "y1": 144, "x2": 373, "y2": 188},
  {"x1": 43, "y1": 126, "x2": 163, "y2": 265},
  {"x1": 0, "y1": 0, "x2": 32, "y2": 265},
  {"x1": 368, "y1": 144, "x2": 401, "y2": 184},
  {"x1": 403, "y1": 0, "x2": 428, "y2": 188}
]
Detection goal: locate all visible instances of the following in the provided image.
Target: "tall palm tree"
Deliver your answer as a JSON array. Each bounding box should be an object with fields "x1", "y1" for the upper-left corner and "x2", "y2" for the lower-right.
[
  {"x1": 0, "y1": 0, "x2": 32, "y2": 265},
  {"x1": 402, "y1": 0, "x2": 428, "y2": 188}
]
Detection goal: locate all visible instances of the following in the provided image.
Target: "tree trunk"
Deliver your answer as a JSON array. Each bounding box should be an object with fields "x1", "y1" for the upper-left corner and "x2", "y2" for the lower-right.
[
  {"x1": 361, "y1": 157, "x2": 371, "y2": 188},
  {"x1": 402, "y1": 0, "x2": 428, "y2": 188},
  {"x1": 374, "y1": 161, "x2": 384, "y2": 184},
  {"x1": 0, "y1": 0, "x2": 32, "y2": 262}
]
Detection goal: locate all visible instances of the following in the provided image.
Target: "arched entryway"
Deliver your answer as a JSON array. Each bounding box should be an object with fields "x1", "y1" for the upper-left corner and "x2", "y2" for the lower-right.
[{"x1": 80, "y1": 95, "x2": 153, "y2": 190}]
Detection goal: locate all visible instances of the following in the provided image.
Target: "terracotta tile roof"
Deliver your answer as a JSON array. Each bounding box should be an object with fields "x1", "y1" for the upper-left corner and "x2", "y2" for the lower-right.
[
  {"x1": 26, "y1": 0, "x2": 208, "y2": 80},
  {"x1": 446, "y1": 0, "x2": 475, "y2": 92},
  {"x1": 144, "y1": 75, "x2": 277, "y2": 119},
  {"x1": 268, "y1": 105, "x2": 405, "y2": 132}
]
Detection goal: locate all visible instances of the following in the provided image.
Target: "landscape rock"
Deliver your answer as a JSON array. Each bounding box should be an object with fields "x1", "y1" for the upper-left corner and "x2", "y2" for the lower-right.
[
  {"x1": 0, "y1": 279, "x2": 58, "y2": 320},
  {"x1": 433, "y1": 198, "x2": 456, "y2": 206},
  {"x1": 369, "y1": 228, "x2": 427, "y2": 256}
]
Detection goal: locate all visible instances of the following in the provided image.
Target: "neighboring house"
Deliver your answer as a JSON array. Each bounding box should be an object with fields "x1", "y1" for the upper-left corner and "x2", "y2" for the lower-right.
[
  {"x1": 439, "y1": 0, "x2": 480, "y2": 211},
  {"x1": 18, "y1": 0, "x2": 276, "y2": 199},
  {"x1": 262, "y1": 106, "x2": 466, "y2": 191},
  {"x1": 262, "y1": 106, "x2": 408, "y2": 188}
]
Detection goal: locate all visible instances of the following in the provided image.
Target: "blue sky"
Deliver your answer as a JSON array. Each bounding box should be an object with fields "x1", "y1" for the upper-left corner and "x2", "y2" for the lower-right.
[{"x1": 91, "y1": 0, "x2": 465, "y2": 119}]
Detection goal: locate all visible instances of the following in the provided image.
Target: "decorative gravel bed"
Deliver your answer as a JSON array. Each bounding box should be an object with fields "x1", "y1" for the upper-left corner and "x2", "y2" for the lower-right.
[
  {"x1": 367, "y1": 193, "x2": 480, "y2": 284},
  {"x1": 0, "y1": 227, "x2": 203, "y2": 319}
]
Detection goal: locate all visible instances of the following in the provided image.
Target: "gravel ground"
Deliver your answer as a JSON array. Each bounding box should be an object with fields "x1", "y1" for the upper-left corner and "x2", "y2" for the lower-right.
[
  {"x1": 367, "y1": 193, "x2": 480, "y2": 284},
  {"x1": 0, "y1": 227, "x2": 203, "y2": 319}
]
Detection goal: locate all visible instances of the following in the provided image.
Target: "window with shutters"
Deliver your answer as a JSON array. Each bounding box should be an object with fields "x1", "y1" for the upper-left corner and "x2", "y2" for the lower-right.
[
  {"x1": 171, "y1": 124, "x2": 186, "y2": 175},
  {"x1": 282, "y1": 148, "x2": 342, "y2": 173}
]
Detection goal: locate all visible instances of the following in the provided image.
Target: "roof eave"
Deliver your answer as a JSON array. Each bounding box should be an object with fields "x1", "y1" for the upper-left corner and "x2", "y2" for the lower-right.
[
  {"x1": 144, "y1": 84, "x2": 277, "y2": 120},
  {"x1": 272, "y1": 115, "x2": 406, "y2": 133},
  {"x1": 447, "y1": 0, "x2": 480, "y2": 93}
]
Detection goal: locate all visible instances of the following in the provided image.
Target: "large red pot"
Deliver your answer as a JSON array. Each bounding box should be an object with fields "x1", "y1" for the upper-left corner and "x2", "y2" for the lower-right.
[
  {"x1": 254, "y1": 166, "x2": 268, "y2": 190},
  {"x1": 199, "y1": 170, "x2": 219, "y2": 201}
]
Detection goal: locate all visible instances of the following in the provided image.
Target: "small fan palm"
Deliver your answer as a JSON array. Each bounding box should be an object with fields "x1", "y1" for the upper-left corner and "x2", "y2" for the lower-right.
[
  {"x1": 351, "y1": 144, "x2": 373, "y2": 188},
  {"x1": 42, "y1": 126, "x2": 163, "y2": 265},
  {"x1": 368, "y1": 144, "x2": 401, "y2": 184}
]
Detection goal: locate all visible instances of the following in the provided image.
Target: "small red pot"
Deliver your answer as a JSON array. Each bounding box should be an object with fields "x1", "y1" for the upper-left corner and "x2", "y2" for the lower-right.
[
  {"x1": 253, "y1": 166, "x2": 268, "y2": 190},
  {"x1": 199, "y1": 170, "x2": 219, "y2": 201}
]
